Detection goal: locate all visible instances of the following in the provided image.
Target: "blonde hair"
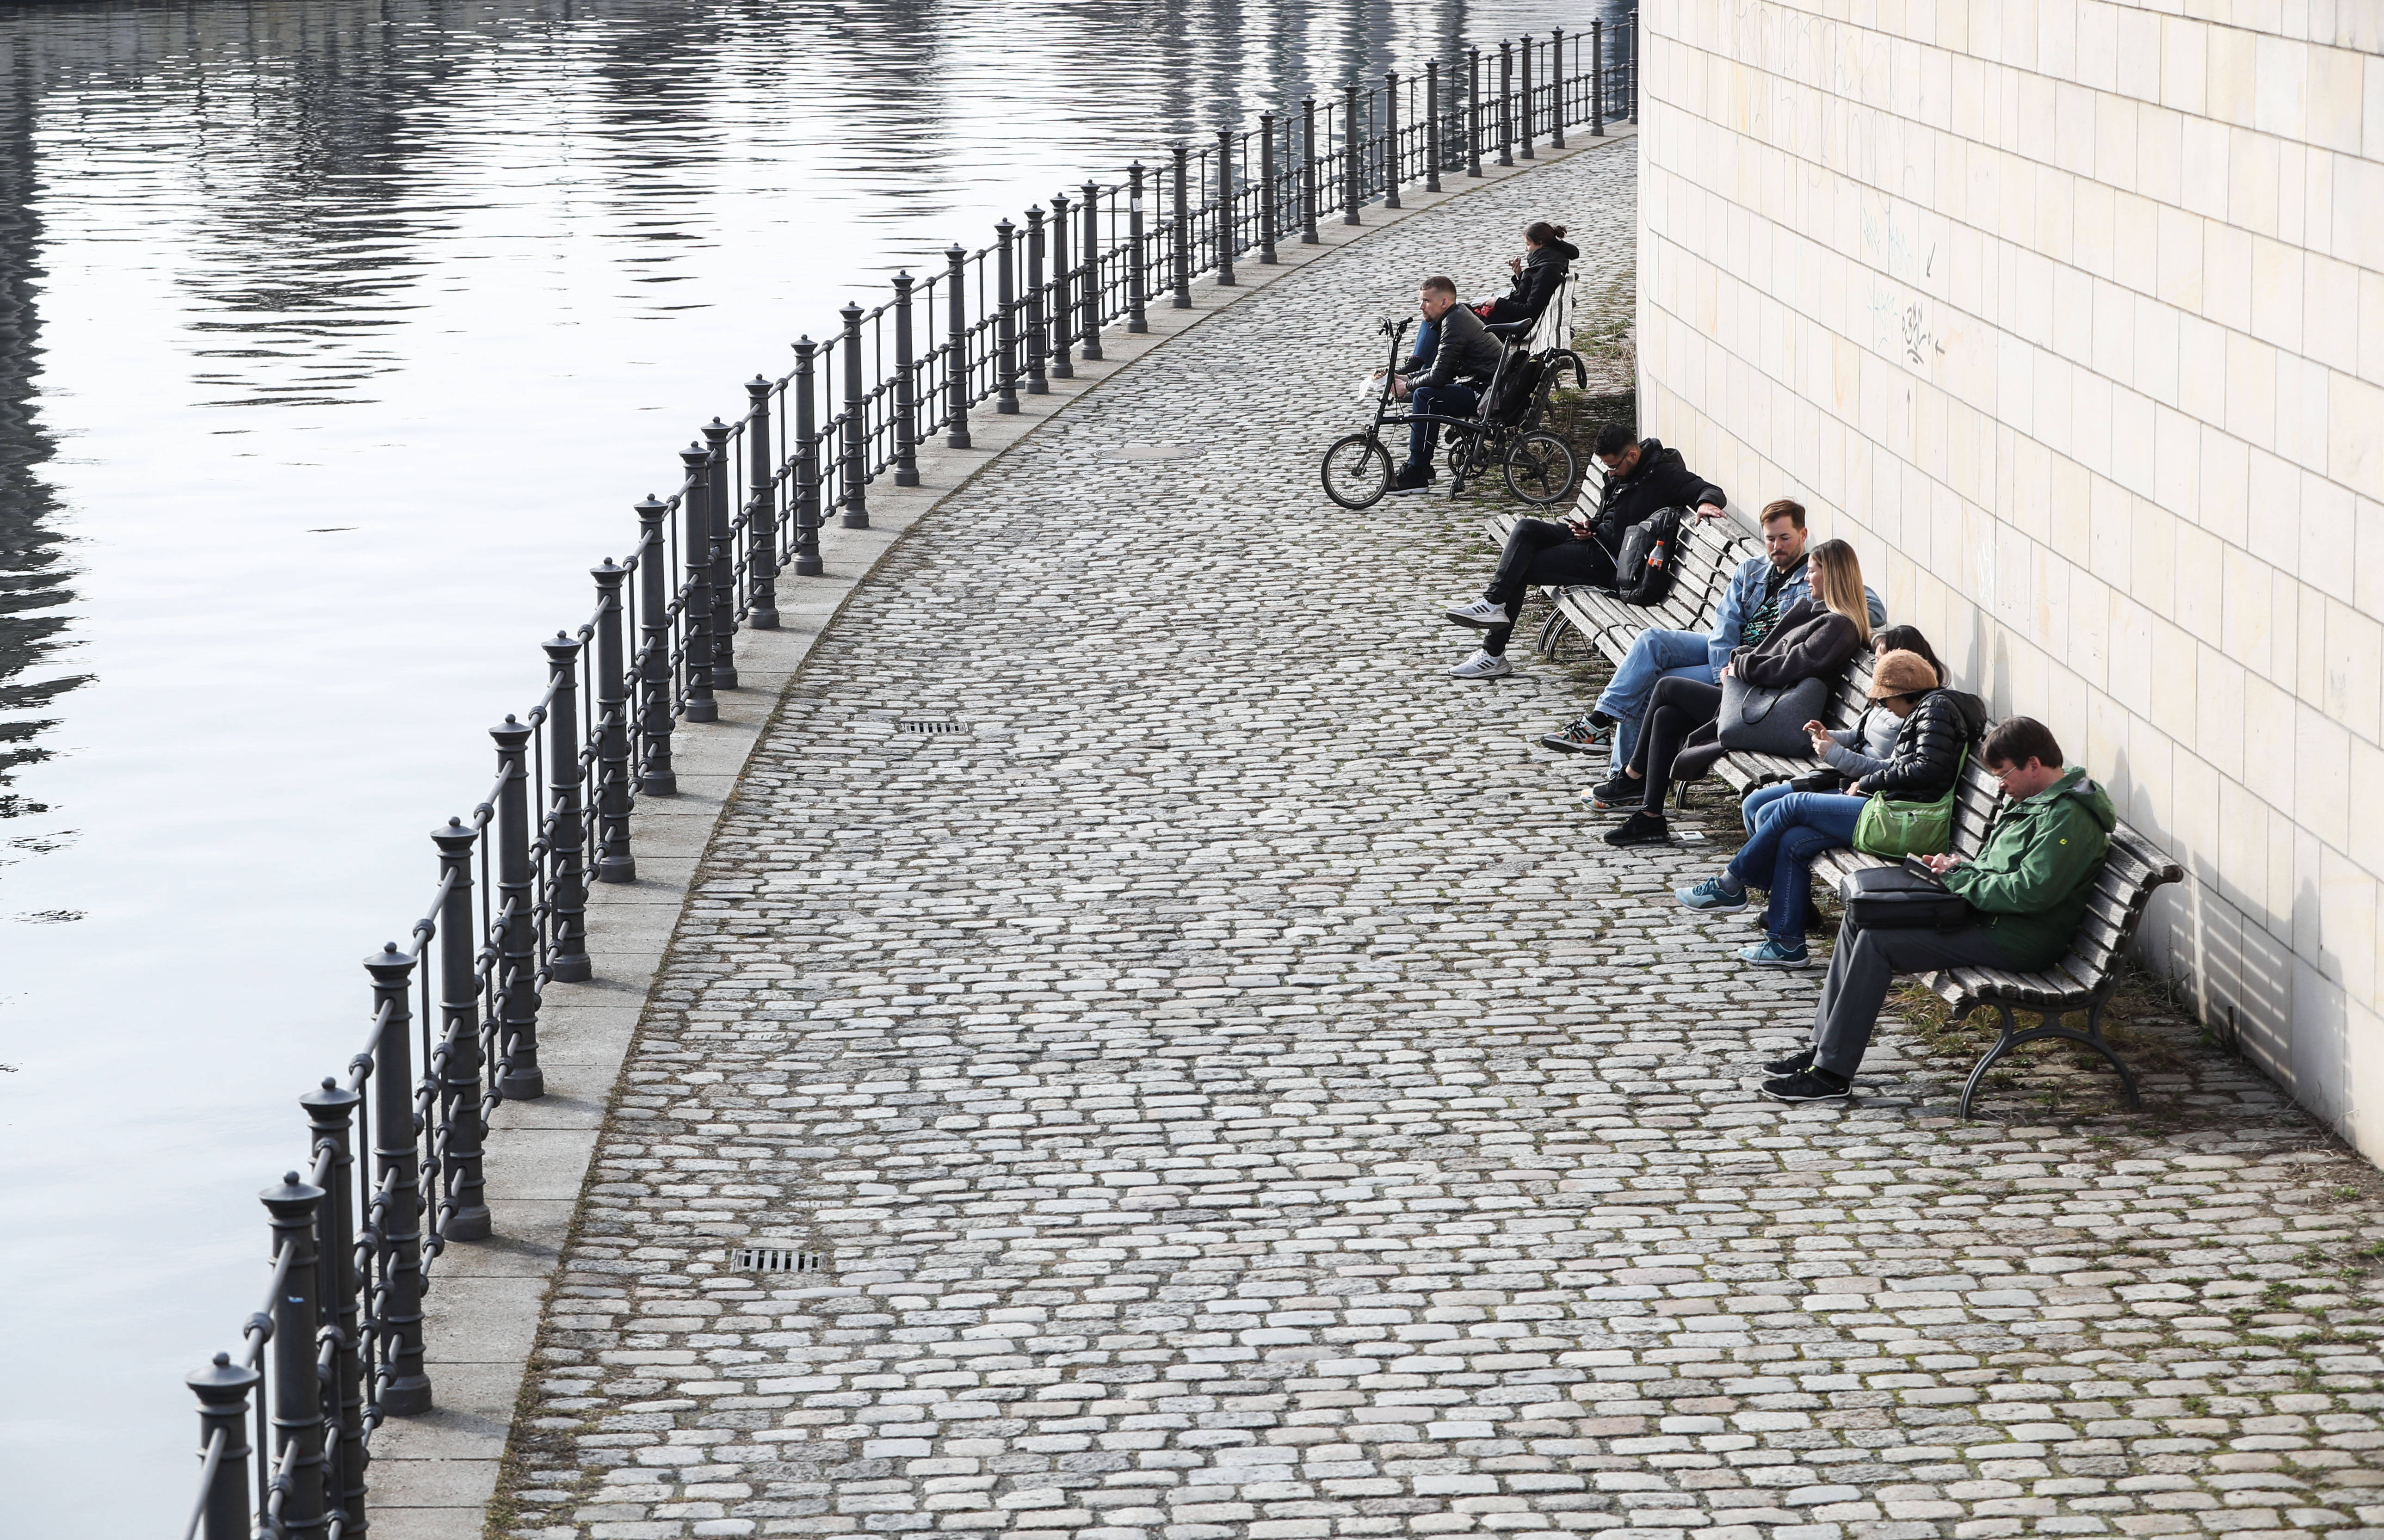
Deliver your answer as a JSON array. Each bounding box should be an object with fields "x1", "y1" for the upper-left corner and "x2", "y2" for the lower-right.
[{"x1": 1805, "y1": 540, "x2": 1872, "y2": 646}]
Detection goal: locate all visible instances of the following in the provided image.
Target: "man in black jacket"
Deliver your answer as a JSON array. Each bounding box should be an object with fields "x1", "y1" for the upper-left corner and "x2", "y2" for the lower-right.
[
  {"x1": 1436, "y1": 424, "x2": 1727, "y2": 678},
  {"x1": 1389, "y1": 276, "x2": 1506, "y2": 496}
]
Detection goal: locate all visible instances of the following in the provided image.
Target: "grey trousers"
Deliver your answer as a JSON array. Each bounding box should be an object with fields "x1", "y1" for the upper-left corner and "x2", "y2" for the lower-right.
[{"x1": 1811, "y1": 920, "x2": 2013, "y2": 1077}]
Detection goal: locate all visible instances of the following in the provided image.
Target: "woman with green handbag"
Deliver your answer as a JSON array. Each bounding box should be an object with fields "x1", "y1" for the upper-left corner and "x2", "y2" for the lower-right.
[{"x1": 1674, "y1": 650, "x2": 1986, "y2": 967}]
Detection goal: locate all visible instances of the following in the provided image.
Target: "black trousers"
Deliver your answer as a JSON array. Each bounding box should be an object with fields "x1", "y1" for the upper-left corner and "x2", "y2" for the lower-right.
[
  {"x1": 1811, "y1": 921, "x2": 2013, "y2": 1078},
  {"x1": 1479, "y1": 519, "x2": 1615, "y2": 656},
  {"x1": 1625, "y1": 674, "x2": 1724, "y2": 811}
]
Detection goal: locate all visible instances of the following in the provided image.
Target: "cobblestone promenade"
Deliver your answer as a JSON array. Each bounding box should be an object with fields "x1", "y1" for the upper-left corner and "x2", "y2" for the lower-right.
[{"x1": 497, "y1": 145, "x2": 2384, "y2": 1540}]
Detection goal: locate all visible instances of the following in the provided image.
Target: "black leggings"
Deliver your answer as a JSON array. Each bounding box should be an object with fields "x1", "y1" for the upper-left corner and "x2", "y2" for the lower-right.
[
  {"x1": 1479, "y1": 519, "x2": 1615, "y2": 655},
  {"x1": 1626, "y1": 675, "x2": 1724, "y2": 812}
]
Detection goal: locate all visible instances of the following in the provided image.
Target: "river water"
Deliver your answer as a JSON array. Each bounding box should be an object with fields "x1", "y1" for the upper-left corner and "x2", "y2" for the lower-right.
[{"x1": 0, "y1": 0, "x2": 1625, "y2": 1529}]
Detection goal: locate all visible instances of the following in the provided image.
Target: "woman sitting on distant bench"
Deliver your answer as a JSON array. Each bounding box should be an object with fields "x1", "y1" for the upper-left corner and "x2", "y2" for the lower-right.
[{"x1": 1406, "y1": 220, "x2": 1581, "y2": 363}]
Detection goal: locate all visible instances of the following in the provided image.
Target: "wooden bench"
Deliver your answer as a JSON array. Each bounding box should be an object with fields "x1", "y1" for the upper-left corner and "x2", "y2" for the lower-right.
[{"x1": 1805, "y1": 762, "x2": 2185, "y2": 1117}]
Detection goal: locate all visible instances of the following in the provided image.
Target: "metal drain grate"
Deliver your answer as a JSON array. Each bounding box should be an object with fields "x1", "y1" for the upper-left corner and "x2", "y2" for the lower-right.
[
  {"x1": 730, "y1": 1246, "x2": 831, "y2": 1274},
  {"x1": 897, "y1": 719, "x2": 965, "y2": 734}
]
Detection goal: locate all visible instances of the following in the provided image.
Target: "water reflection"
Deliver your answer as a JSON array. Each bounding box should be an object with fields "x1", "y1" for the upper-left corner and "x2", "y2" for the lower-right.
[
  {"x1": 0, "y1": 51, "x2": 75, "y2": 843},
  {"x1": 0, "y1": 0, "x2": 1631, "y2": 1532}
]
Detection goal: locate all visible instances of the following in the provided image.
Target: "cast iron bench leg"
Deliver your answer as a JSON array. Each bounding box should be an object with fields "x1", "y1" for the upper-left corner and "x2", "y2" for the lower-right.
[{"x1": 1958, "y1": 998, "x2": 2142, "y2": 1119}]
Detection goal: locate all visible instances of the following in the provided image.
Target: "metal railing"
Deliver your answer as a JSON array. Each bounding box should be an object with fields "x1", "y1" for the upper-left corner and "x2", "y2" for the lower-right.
[{"x1": 174, "y1": 19, "x2": 1639, "y2": 1538}]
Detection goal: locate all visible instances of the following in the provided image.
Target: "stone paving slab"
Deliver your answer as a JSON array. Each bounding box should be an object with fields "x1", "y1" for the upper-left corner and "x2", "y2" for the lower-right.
[{"x1": 474, "y1": 135, "x2": 2384, "y2": 1540}]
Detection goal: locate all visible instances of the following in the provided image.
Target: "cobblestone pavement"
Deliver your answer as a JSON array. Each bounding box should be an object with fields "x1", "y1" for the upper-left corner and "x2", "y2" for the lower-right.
[{"x1": 495, "y1": 143, "x2": 2384, "y2": 1540}]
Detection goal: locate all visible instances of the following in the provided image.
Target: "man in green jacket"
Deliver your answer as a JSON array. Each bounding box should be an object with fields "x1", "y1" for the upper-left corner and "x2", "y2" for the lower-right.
[{"x1": 1761, "y1": 716, "x2": 2116, "y2": 1103}]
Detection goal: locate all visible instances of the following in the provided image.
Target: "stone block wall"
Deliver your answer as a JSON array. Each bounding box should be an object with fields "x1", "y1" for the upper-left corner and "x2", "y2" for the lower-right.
[{"x1": 1636, "y1": 2, "x2": 2384, "y2": 1146}]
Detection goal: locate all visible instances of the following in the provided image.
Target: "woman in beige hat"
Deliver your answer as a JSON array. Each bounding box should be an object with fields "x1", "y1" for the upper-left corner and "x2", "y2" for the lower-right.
[{"x1": 1673, "y1": 647, "x2": 1985, "y2": 966}]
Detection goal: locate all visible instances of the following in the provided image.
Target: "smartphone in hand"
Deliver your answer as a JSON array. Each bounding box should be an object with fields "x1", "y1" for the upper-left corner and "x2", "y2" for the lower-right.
[{"x1": 1901, "y1": 854, "x2": 1945, "y2": 883}]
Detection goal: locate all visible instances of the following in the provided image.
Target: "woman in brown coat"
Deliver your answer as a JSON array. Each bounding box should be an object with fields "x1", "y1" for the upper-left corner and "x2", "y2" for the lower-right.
[{"x1": 1600, "y1": 540, "x2": 1873, "y2": 846}]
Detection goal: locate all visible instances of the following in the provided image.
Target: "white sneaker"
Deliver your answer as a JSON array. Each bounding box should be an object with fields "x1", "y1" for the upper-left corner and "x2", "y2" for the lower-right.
[
  {"x1": 1449, "y1": 651, "x2": 1513, "y2": 679},
  {"x1": 1442, "y1": 599, "x2": 1510, "y2": 628}
]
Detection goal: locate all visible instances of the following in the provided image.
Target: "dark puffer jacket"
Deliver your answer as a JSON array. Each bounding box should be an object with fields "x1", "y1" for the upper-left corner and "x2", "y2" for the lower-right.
[
  {"x1": 1858, "y1": 688, "x2": 1990, "y2": 799},
  {"x1": 1730, "y1": 597, "x2": 1863, "y2": 689},
  {"x1": 1484, "y1": 237, "x2": 1579, "y2": 326},
  {"x1": 1590, "y1": 438, "x2": 1728, "y2": 545}
]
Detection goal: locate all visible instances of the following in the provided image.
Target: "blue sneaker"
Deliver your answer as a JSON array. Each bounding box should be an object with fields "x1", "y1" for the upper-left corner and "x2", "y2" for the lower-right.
[
  {"x1": 1738, "y1": 938, "x2": 1810, "y2": 968},
  {"x1": 1676, "y1": 876, "x2": 1748, "y2": 912}
]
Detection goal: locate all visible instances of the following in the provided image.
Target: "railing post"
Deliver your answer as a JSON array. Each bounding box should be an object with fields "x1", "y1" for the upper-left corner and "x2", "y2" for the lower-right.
[
  {"x1": 1499, "y1": 41, "x2": 1515, "y2": 166},
  {"x1": 1299, "y1": 101, "x2": 1321, "y2": 242},
  {"x1": 1049, "y1": 191, "x2": 1075, "y2": 379},
  {"x1": 541, "y1": 630, "x2": 588, "y2": 984},
  {"x1": 743, "y1": 377, "x2": 778, "y2": 627},
  {"x1": 1258, "y1": 116, "x2": 1279, "y2": 263},
  {"x1": 938, "y1": 252, "x2": 970, "y2": 449},
  {"x1": 1425, "y1": 62, "x2": 1442, "y2": 192},
  {"x1": 491, "y1": 715, "x2": 544, "y2": 1100},
  {"x1": 430, "y1": 817, "x2": 491, "y2": 1250},
  {"x1": 301, "y1": 1077, "x2": 365, "y2": 1539},
  {"x1": 633, "y1": 498, "x2": 676, "y2": 795},
  {"x1": 1383, "y1": 73, "x2": 1402, "y2": 208},
  {"x1": 261, "y1": 1170, "x2": 328, "y2": 1536},
  {"x1": 1126, "y1": 164, "x2": 1149, "y2": 332},
  {"x1": 994, "y1": 222, "x2": 1020, "y2": 412},
  {"x1": 1169, "y1": 144, "x2": 1192, "y2": 306},
  {"x1": 1550, "y1": 27, "x2": 1568, "y2": 147},
  {"x1": 1631, "y1": 8, "x2": 1640, "y2": 124},
  {"x1": 1593, "y1": 21, "x2": 1606, "y2": 137},
  {"x1": 1520, "y1": 35, "x2": 1536, "y2": 159},
  {"x1": 1077, "y1": 185, "x2": 1103, "y2": 358},
  {"x1": 1341, "y1": 85, "x2": 1362, "y2": 223},
  {"x1": 591, "y1": 561, "x2": 634, "y2": 882},
  {"x1": 188, "y1": 1354, "x2": 258, "y2": 1540},
  {"x1": 1214, "y1": 129, "x2": 1238, "y2": 284},
  {"x1": 1468, "y1": 48, "x2": 1484, "y2": 177},
  {"x1": 700, "y1": 417, "x2": 736, "y2": 690},
  {"x1": 1023, "y1": 209, "x2": 1049, "y2": 394},
  {"x1": 365, "y1": 942, "x2": 431, "y2": 1416},
  {"x1": 787, "y1": 340, "x2": 826, "y2": 575},
  {"x1": 838, "y1": 301, "x2": 869, "y2": 525},
  {"x1": 677, "y1": 443, "x2": 717, "y2": 722},
  {"x1": 890, "y1": 272, "x2": 922, "y2": 482}
]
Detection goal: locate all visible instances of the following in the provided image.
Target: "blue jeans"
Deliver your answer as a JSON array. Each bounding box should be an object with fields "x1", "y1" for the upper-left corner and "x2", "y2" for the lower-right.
[
  {"x1": 1406, "y1": 382, "x2": 1478, "y2": 471},
  {"x1": 1728, "y1": 791, "x2": 1866, "y2": 947},
  {"x1": 1740, "y1": 779, "x2": 1798, "y2": 835},
  {"x1": 1592, "y1": 627, "x2": 1716, "y2": 768},
  {"x1": 1411, "y1": 317, "x2": 1439, "y2": 367}
]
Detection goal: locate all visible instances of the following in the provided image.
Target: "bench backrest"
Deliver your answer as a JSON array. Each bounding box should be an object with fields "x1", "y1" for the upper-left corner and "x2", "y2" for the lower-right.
[{"x1": 2055, "y1": 830, "x2": 2185, "y2": 987}]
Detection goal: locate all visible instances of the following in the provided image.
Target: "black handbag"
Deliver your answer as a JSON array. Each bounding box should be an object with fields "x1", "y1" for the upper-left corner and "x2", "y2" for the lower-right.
[
  {"x1": 1717, "y1": 674, "x2": 1831, "y2": 754},
  {"x1": 1839, "y1": 864, "x2": 1972, "y2": 930}
]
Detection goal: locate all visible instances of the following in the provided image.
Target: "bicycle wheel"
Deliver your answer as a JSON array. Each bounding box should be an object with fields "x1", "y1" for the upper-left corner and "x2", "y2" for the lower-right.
[
  {"x1": 1321, "y1": 432, "x2": 1392, "y2": 509},
  {"x1": 1503, "y1": 430, "x2": 1580, "y2": 505}
]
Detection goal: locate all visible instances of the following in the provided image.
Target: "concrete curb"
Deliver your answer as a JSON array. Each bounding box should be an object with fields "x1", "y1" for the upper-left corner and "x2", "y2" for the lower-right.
[{"x1": 362, "y1": 126, "x2": 1639, "y2": 1540}]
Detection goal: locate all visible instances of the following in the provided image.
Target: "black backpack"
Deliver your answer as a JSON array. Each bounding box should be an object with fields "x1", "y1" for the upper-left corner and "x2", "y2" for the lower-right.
[
  {"x1": 1608, "y1": 508, "x2": 1684, "y2": 606},
  {"x1": 1489, "y1": 352, "x2": 1546, "y2": 426}
]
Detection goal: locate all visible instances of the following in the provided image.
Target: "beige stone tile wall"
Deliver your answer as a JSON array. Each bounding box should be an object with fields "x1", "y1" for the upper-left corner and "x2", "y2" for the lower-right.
[{"x1": 1637, "y1": 1, "x2": 2384, "y2": 1145}]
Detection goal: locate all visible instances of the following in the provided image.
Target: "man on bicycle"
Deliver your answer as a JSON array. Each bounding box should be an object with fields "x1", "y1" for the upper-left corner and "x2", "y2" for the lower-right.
[{"x1": 1387, "y1": 276, "x2": 1504, "y2": 496}]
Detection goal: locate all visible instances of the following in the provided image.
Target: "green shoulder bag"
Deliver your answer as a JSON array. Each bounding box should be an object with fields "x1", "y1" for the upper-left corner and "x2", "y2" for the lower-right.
[{"x1": 1851, "y1": 749, "x2": 1964, "y2": 859}]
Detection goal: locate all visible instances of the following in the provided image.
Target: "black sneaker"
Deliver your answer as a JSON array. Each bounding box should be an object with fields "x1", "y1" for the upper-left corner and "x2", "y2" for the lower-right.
[
  {"x1": 1763, "y1": 1047, "x2": 1815, "y2": 1076},
  {"x1": 1388, "y1": 463, "x2": 1434, "y2": 496},
  {"x1": 1602, "y1": 810, "x2": 1669, "y2": 846},
  {"x1": 1761, "y1": 1068, "x2": 1851, "y2": 1103},
  {"x1": 1540, "y1": 715, "x2": 1615, "y2": 754},
  {"x1": 1584, "y1": 771, "x2": 1641, "y2": 810}
]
